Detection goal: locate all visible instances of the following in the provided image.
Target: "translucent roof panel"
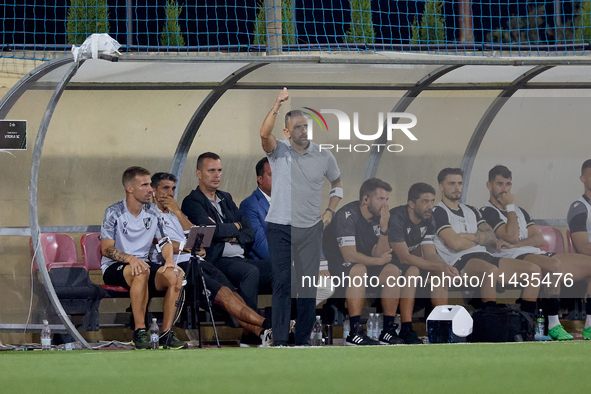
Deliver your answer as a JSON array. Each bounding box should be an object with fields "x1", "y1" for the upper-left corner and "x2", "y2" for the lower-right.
[
  {"x1": 467, "y1": 90, "x2": 591, "y2": 221},
  {"x1": 36, "y1": 88, "x2": 211, "y2": 227},
  {"x1": 239, "y1": 63, "x2": 441, "y2": 86},
  {"x1": 179, "y1": 89, "x2": 408, "y2": 209},
  {"x1": 37, "y1": 60, "x2": 250, "y2": 84},
  {"x1": 433, "y1": 65, "x2": 535, "y2": 85},
  {"x1": 528, "y1": 66, "x2": 591, "y2": 83},
  {"x1": 2, "y1": 87, "x2": 57, "y2": 227},
  {"x1": 37, "y1": 62, "x2": 77, "y2": 83},
  {"x1": 374, "y1": 93, "x2": 498, "y2": 207}
]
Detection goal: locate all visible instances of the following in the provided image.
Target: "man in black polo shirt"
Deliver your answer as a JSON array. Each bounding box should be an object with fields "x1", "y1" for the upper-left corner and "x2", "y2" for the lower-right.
[
  {"x1": 388, "y1": 182, "x2": 459, "y2": 344},
  {"x1": 323, "y1": 178, "x2": 400, "y2": 346},
  {"x1": 567, "y1": 159, "x2": 591, "y2": 339}
]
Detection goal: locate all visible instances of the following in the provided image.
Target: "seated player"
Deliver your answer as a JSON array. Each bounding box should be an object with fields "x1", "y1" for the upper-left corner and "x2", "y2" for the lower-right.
[
  {"x1": 480, "y1": 165, "x2": 590, "y2": 340},
  {"x1": 388, "y1": 182, "x2": 460, "y2": 344},
  {"x1": 432, "y1": 168, "x2": 541, "y2": 317},
  {"x1": 150, "y1": 172, "x2": 272, "y2": 347},
  {"x1": 567, "y1": 159, "x2": 591, "y2": 339},
  {"x1": 100, "y1": 166, "x2": 186, "y2": 349},
  {"x1": 323, "y1": 178, "x2": 400, "y2": 346}
]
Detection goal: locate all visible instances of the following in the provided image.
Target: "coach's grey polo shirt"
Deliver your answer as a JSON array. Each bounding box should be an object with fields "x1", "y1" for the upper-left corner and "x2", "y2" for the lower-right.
[{"x1": 266, "y1": 139, "x2": 340, "y2": 228}]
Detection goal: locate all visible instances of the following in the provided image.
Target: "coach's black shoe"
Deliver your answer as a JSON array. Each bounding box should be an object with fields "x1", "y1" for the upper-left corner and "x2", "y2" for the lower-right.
[
  {"x1": 346, "y1": 323, "x2": 380, "y2": 346},
  {"x1": 378, "y1": 327, "x2": 404, "y2": 345},
  {"x1": 240, "y1": 332, "x2": 263, "y2": 348},
  {"x1": 159, "y1": 330, "x2": 188, "y2": 349},
  {"x1": 399, "y1": 328, "x2": 423, "y2": 344},
  {"x1": 132, "y1": 328, "x2": 150, "y2": 350}
]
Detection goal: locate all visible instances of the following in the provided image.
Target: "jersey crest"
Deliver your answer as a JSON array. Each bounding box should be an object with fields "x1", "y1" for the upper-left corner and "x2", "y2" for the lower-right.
[{"x1": 373, "y1": 225, "x2": 380, "y2": 237}]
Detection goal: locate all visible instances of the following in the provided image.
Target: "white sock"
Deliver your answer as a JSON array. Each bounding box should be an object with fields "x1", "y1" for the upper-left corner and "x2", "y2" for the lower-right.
[
  {"x1": 547, "y1": 315, "x2": 560, "y2": 330},
  {"x1": 585, "y1": 315, "x2": 591, "y2": 329}
]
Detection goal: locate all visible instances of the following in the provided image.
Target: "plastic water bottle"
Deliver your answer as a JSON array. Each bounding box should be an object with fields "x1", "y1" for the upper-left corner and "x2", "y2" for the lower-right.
[
  {"x1": 376, "y1": 313, "x2": 383, "y2": 337},
  {"x1": 343, "y1": 316, "x2": 350, "y2": 339},
  {"x1": 311, "y1": 316, "x2": 323, "y2": 346},
  {"x1": 150, "y1": 318, "x2": 159, "y2": 349},
  {"x1": 368, "y1": 313, "x2": 375, "y2": 339},
  {"x1": 41, "y1": 320, "x2": 51, "y2": 350},
  {"x1": 57, "y1": 342, "x2": 83, "y2": 351},
  {"x1": 535, "y1": 309, "x2": 545, "y2": 339}
]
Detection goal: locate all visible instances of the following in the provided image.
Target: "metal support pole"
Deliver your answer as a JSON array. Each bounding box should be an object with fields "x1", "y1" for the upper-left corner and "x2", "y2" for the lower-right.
[
  {"x1": 29, "y1": 59, "x2": 91, "y2": 349},
  {"x1": 460, "y1": 66, "x2": 552, "y2": 202},
  {"x1": 126, "y1": 0, "x2": 134, "y2": 49},
  {"x1": 265, "y1": 0, "x2": 282, "y2": 55}
]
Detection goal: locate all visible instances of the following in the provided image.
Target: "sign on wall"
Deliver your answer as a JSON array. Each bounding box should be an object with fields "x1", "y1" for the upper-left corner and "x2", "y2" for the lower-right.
[{"x1": 0, "y1": 120, "x2": 26, "y2": 150}]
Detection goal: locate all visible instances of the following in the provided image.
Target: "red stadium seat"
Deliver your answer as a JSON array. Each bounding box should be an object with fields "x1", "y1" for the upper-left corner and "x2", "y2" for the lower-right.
[
  {"x1": 537, "y1": 226, "x2": 566, "y2": 254},
  {"x1": 29, "y1": 233, "x2": 104, "y2": 331},
  {"x1": 29, "y1": 233, "x2": 84, "y2": 271},
  {"x1": 566, "y1": 230, "x2": 576, "y2": 253},
  {"x1": 81, "y1": 232, "x2": 129, "y2": 296}
]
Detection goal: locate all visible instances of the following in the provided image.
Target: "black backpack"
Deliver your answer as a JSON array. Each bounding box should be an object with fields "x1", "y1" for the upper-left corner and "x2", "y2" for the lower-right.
[{"x1": 471, "y1": 304, "x2": 535, "y2": 342}]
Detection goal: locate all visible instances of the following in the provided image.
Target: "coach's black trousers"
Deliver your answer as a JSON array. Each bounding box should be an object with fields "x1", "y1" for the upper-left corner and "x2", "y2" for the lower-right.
[{"x1": 268, "y1": 221, "x2": 321, "y2": 346}]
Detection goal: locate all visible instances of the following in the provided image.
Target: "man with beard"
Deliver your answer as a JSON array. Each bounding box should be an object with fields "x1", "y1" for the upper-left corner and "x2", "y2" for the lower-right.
[
  {"x1": 569, "y1": 159, "x2": 591, "y2": 259},
  {"x1": 323, "y1": 178, "x2": 398, "y2": 346},
  {"x1": 100, "y1": 166, "x2": 186, "y2": 349},
  {"x1": 388, "y1": 182, "x2": 459, "y2": 344},
  {"x1": 567, "y1": 159, "x2": 591, "y2": 339},
  {"x1": 480, "y1": 165, "x2": 586, "y2": 340},
  {"x1": 432, "y1": 168, "x2": 541, "y2": 315},
  {"x1": 260, "y1": 88, "x2": 342, "y2": 346}
]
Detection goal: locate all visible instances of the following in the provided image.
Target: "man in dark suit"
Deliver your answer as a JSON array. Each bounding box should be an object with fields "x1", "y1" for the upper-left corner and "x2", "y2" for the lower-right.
[
  {"x1": 239, "y1": 157, "x2": 271, "y2": 260},
  {"x1": 181, "y1": 152, "x2": 272, "y2": 313}
]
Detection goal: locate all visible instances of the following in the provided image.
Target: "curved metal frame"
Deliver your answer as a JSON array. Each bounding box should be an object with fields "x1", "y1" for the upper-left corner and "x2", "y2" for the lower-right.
[
  {"x1": 21, "y1": 60, "x2": 268, "y2": 346},
  {"x1": 363, "y1": 65, "x2": 462, "y2": 180},
  {"x1": 460, "y1": 65, "x2": 553, "y2": 202},
  {"x1": 0, "y1": 56, "x2": 74, "y2": 119},
  {"x1": 28, "y1": 59, "x2": 91, "y2": 348},
  {"x1": 170, "y1": 62, "x2": 268, "y2": 195}
]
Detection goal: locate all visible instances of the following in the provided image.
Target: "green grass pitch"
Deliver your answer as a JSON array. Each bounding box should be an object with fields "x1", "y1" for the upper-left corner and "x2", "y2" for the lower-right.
[{"x1": 1, "y1": 342, "x2": 590, "y2": 393}]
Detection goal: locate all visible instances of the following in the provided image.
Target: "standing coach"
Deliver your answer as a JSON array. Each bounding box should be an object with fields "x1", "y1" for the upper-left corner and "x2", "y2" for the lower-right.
[{"x1": 260, "y1": 88, "x2": 343, "y2": 346}]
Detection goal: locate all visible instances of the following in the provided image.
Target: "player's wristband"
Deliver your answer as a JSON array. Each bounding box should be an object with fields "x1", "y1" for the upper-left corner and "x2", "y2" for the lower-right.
[
  {"x1": 329, "y1": 187, "x2": 343, "y2": 199},
  {"x1": 155, "y1": 236, "x2": 171, "y2": 252},
  {"x1": 380, "y1": 230, "x2": 389, "y2": 236},
  {"x1": 505, "y1": 204, "x2": 516, "y2": 212},
  {"x1": 325, "y1": 208, "x2": 335, "y2": 216}
]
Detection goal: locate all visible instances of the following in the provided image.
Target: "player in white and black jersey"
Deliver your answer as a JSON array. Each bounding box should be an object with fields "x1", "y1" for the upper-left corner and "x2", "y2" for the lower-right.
[
  {"x1": 100, "y1": 167, "x2": 186, "y2": 350},
  {"x1": 323, "y1": 178, "x2": 399, "y2": 346},
  {"x1": 150, "y1": 173, "x2": 272, "y2": 347},
  {"x1": 566, "y1": 159, "x2": 591, "y2": 339},
  {"x1": 388, "y1": 183, "x2": 460, "y2": 344},
  {"x1": 480, "y1": 165, "x2": 591, "y2": 340},
  {"x1": 432, "y1": 168, "x2": 541, "y2": 315},
  {"x1": 568, "y1": 159, "x2": 591, "y2": 256}
]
